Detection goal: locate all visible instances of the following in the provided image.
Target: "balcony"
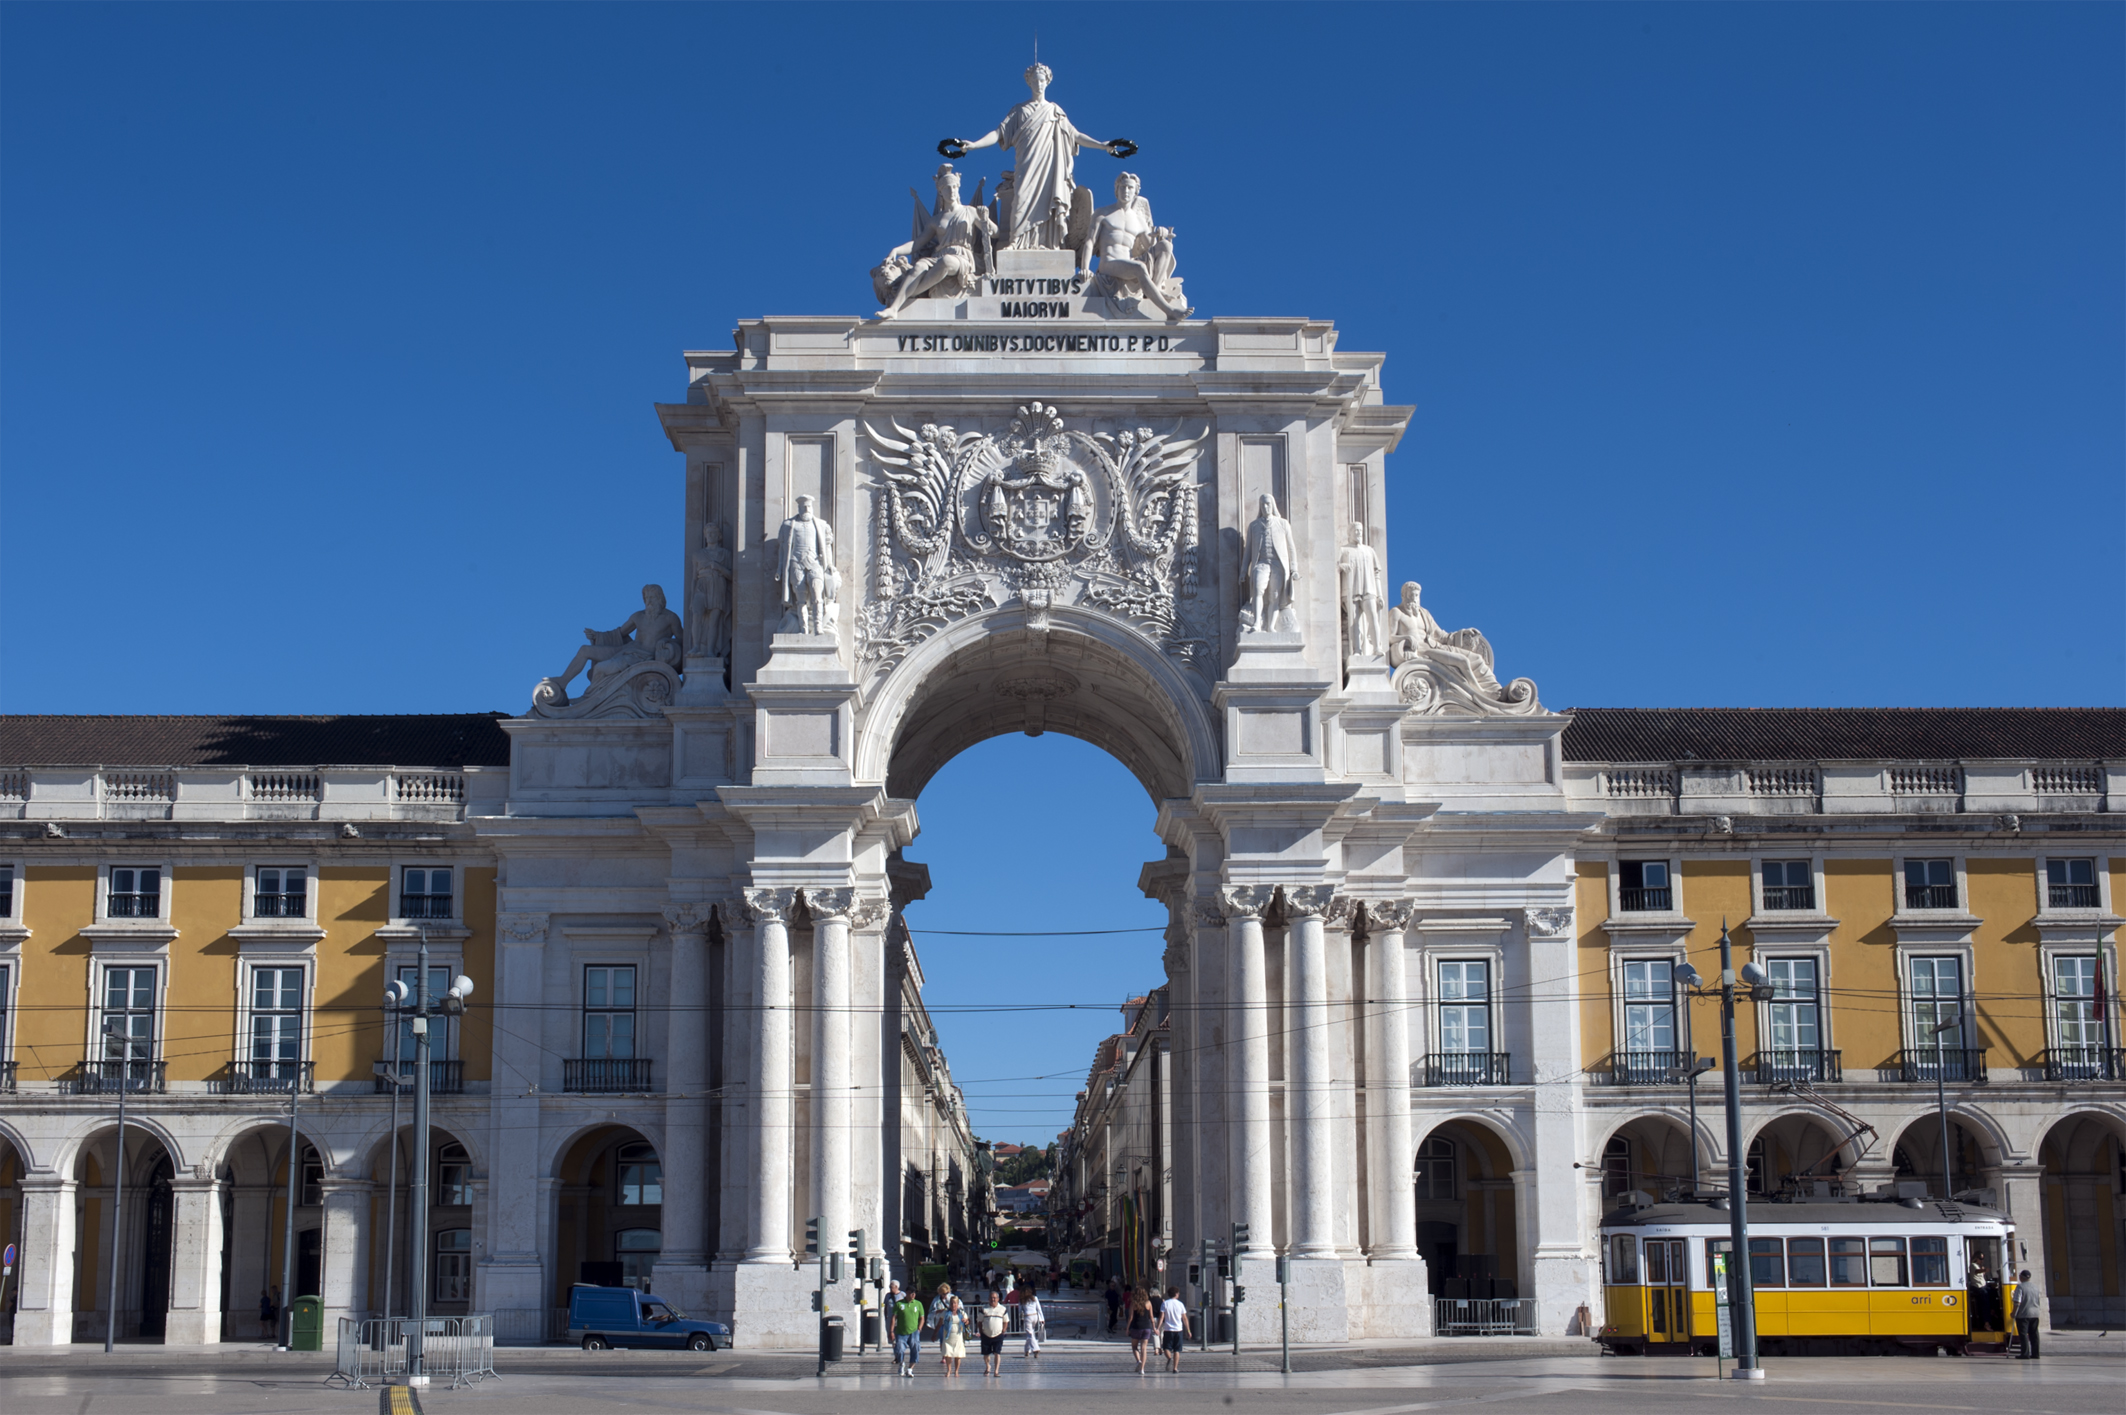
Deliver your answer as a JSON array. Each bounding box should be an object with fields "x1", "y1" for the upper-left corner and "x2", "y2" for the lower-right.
[
  {"x1": 1420, "y1": 1051, "x2": 1511, "y2": 1087},
  {"x1": 253, "y1": 892, "x2": 308, "y2": 919},
  {"x1": 0, "y1": 1060, "x2": 15, "y2": 1093},
  {"x1": 1606, "y1": 1050, "x2": 1702, "y2": 1087},
  {"x1": 1751, "y1": 1049, "x2": 1841, "y2": 1084},
  {"x1": 219, "y1": 1059, "x2": 314, "y2": 1094},
  {"x1": 1897, "y1": 1047, "x2": 1989, "y2": 1084},
  {"x1": 1903, "y1": 884, "x2": 1959, "y2": 911},
  {"x1": 71, "y1": 1060, "x2": 167, "y2": 1094},
  {"x1": 2048, "y1": 883, "x2": 2101, "y2": 910},
  {"x1": 1618, "y1": 887, "x2": 1672, "y2": 912},
  {"x1": 106, "y1": 892, "x2": 161, "y2": 919},
  {"x1": 563, "y1": 1058, "x2": 653, "y2": 1093},
  {"x1": 1761, "y1": 884, "x2": 1816, "y2": 911},
  {"x1": 373, "y1": 1059, "x2": 465, "y2": 1094},
  {"x1": 2042, "y1": 1046, "x2": 2124, "y2": 1082},
  {"x1": 398, "y1": 894, "x2": 455, "y2": 921}
]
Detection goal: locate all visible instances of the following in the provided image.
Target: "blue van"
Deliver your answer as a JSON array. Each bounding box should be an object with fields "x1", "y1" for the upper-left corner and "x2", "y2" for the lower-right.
[{"x1": 568, "y1": 1283, "x2": 731, "y2": 1351}]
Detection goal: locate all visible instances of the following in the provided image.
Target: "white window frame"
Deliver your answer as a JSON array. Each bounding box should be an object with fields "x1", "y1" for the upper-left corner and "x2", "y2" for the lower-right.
[
  {"x1": 1892, "y1": 853, "x2": 1969, "y2": 918},
  {"x1": 1408, "y1": 924, "x2": 1509, "y2": 1063},
  {"x1": 1609, "y1": 856, "x2": 1684, "y2": 918},
  {"x1": 90, "y1": 957, "x2": 166, "y2": 1067},
  {"x1": 93, "y1": 860, "x2": 173, "y2": 926},
  {"x1": 581, "y1": 962, "x2": 641, "y2": 1061},
  {"x1": 2037, "y1": 939, "x2": 2120, "y2": 1056},
  {"x1": 0, "y1": 857, "x2": 24, "y2": 932},
  {"x1": 1751, "y1": 947, "x2": 1834, "y2": 1061},
  {"x1": 385, "y1": 956, "x2": 464, "y2": 1064},
  {"x1": 235, "y1": 957, "x2": 314, "y2": 1076},
  {"x1": 1898, "y1": 945, "x2": 1976, "y2": 1055},
  {"x1": 242, "y1": 861, "x2": 318, "y2": 926},
  {"x1": 391, "y1": 861, "x2": 461, "y2": 926},
  {"x1": 1752, "y1": 854, "x2": 1826, "y2": 917},
  {"x1": 0, "y1": 858, "x2": 23, "y2": 1066},
  {"x1": 2034, "y1": 854, "x2": 2112, "y2": 918},
  {"x1": 1433, "y1": 957, "x2": 1496, "y2": 1056},
  {"x1": 1608, "y1": 948, "x2": 1691, "y2": 1062}
]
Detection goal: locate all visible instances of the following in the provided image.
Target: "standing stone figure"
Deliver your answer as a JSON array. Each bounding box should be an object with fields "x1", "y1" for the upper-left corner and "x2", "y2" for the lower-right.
[
  {"x1": 775, "y1": 495, "x2": 838, "y2": 636},
  {"x1": 1239, "y1": 494, "x2": 1299, "y2": 634},
  {"x1": 687, "y1": 520, "x2": 733, "y2": 660},
  {"x1": 1337, "y1": 522, "x2": 1385, "y2": 658},
  {"x1": 544, "y1": 585, "x2": 683, "y2": 702},
  {"x1": 945, "y1": 63, "x2": 1127, "y2": 251}
]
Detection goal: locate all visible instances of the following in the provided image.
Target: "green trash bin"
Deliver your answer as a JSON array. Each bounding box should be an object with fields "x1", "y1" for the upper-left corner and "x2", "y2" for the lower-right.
[{"x1": 289, "y1": 1295, "x2": 324, "y2": 1351}]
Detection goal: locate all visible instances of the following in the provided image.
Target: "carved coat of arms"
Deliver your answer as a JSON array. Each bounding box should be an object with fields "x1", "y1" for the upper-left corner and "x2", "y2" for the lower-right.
[{"x1": 859, "y1": 402, "x2": 1209, "y2": 676}]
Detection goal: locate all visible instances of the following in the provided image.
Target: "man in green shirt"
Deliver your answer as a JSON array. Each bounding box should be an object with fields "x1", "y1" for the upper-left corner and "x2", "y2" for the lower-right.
[{"x1": 892, "y1": 1290, "x2": 927, "y2": 1376}]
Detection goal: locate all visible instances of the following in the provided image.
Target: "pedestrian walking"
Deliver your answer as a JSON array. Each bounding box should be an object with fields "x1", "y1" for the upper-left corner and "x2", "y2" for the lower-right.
[
  {"x1": 978, "y1": 1289, "x2": 1010, "y2": 1376},
  {"x1": 928, "y1": 1282, "x2": 955, "y2": 1365},
  {"x1": 1104, "y1": 1278, "x2": 1122, "y2": 1333},
  {"x1": 1127, "y1": 1289, "x2": 1157, "y2": 1372},
  {"x1": 1157, "y1": 1285, "x2": 1192, "y2": 1372},
  {"x1": 2013, "y1": 1271, "x2": 2041, "y2": 1360},
  {"x1": 258, "y1": 1288, "x2": 275, "y2": 1342},
  {"x1": 891, "y1": 1287, "x2": 926, "y2": 1377},
  {"x1": 1022, "y1": 1287, "x2": 1046, "y2": 1357},
  {"x1": 936, "y1": 1295, "x2": 969, "y2": 1376}
]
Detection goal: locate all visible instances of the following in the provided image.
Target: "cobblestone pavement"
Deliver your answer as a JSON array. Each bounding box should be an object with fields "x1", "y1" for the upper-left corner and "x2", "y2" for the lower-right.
[{"x1": 2, "y1": 1331, "x2": 2118, "y2": 1413}]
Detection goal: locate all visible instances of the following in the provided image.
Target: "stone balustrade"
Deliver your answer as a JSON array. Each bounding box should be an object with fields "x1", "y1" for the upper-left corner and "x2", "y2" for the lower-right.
[
  {"x1": 0, "y1": 764, "x2": 505, "y2": 822},
  {"x1": 1566, "y1": 758, "x2": 2120, "y2": 816}
]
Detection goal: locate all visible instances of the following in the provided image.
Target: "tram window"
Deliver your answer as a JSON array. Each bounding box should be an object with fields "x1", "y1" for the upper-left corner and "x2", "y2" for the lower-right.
[
  {"x1": 1787, "y1": 1237, "x2": 1826, "y2": 1286},
  {"x1": 1609, "y1": 1235, "x2": 1639, "y2": 1284},
  {"x1": 1828, "y1": 1237, "x2": 1868, "y2": 1286},
  {"x1": 1870, "y1": 1237, "x2": 1908, "y2": 1287},
  {"x1": 1644, "y1": 1239, "x2": 1668, "y2": 1284},
  {"x1": 1749, "y1": 1237, "x2": 1784, "y2": 1288},
  {"x1": 1706, "y1": 1237, "x2": 1730, "y2": 1289},
  {"x1": 1912, "y1": 1236, "x2": 1949, "y2": 1286}
]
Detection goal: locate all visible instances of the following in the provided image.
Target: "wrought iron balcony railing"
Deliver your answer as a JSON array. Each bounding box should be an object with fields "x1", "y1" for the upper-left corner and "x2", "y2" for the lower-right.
[
  {"x1": 2042, "y1": 1046, "x2": 2124, "y2": 1081},
  {"x1": 1419, "y1": 1051, "x2": 1511, "y2": 1087},
  {"x1": 106, "y1": 892, "x2": 160, "y2": 918},
  {"x1": 2048, "y1": 883, "x2": 2101, "y2": 910},
  {"x1": 373, "y1": 1059, "x2": 465, "y2": 1094},
  {"x1": 1897, "y1": 1047, "x2": 1989, "y2": 1084},
  {"x1": 1761, "y1": 885, "x2": 1816, "y2": 911},
  {"x1": 563, "y1": 1058, "x2": 653, "y2": 1093},
  {"x1": 1903, "y1": 884, "x2": 1959, "y2": 911},
  {"x1": 220, "y1": 1059, "x2": 314, "y2": 1094},
  {"x1": 72, "y1": 1059, "x2": 167, "y2": 1094},
  {"x1": 398, "y1": 894, "x2": 455, "y2": 920},
  {"x1": 1618, "y1": 887, "x2": 1672, "y2": 913},
  {"x1": 253, "y1": 892, "x2": 308, "y2": 918},
  {"x1": 1607, "y1": 1050, "x2": 1703, "y2": 1086},
  {"x1": 0, "y1": 1060, "x2": 15, "y2": 1093},
  {"x1": 1751, "y1": 1049, "x2": 1842, "y2": 1084}
]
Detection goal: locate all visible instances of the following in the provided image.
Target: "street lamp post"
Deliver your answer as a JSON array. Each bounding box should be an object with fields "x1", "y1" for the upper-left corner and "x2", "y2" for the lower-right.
[
  {"x1": 372, "y1": 1053, "x2": 402, "y2": 1321},
  {"x1": 101, "y1": 1019, "x2": 129, "y2": 1353},
  {"x1": 1667, "y1": 1055, "x2": 1717, "y2": 1195},
  {"x1": 387, "y1": 934, "x2": 475, "y2": 1388},
  {"x1": 1931, "y1": 1016, "x2": 1962, "y2": 1200}
]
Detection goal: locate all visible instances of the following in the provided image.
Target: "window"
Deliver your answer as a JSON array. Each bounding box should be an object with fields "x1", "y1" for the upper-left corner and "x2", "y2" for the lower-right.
[
  {"x1": 1621, "y1": 959, "x2": 1676, "y2": 1054},
  {"x1": 0, "y1": 962, "x2": 9, "y2": 1056},
  {"x1": 1763, "y1": 957, "x2": 1821, "y2": 1072},
  {"x1": 617, "y1": 1142, "x2": 662, "y2": 1206},
  {"x1": 2046, "y1": 858, "x2": 2099, "y2": 910},
  {"x1": 1602, "y1": 1136, "x2": 1632, "y2": 1200},
  {"x1": 1608, "y1": 1235, "x2": 1639, "y2": 1285},
  {"x1": 584, "y1": 966, "x2": 638, "y2": 1059},
  {"x1": 1749, "y1": 1237, "x2": 1784, "y2": 1288},
  {"x1": 1761, "y1": 860, "x2": 1814, "y2": 912},
  {"x1": 1869, "y1": 1237, "x2": 1908, "y2": 1287},
  {"x1": 303, "y1": 1145, "x2": 324, "y2": 1207},
  {"x1": 1436, "y1": 962, "x2": 1489, "y2": 1054},
  {"x1": 102, "y1": 965, "x2": 157, "y2": 1068},
  {"x1": 399, "y1": 867, "x2": 453, "y2": 920},
  {"x1": 1904, "y1": 859, "x2": 1956, "y2": 911},
  {"x1": 437, "y1": 1142, "x2": 471, "y2": 1206},
  {"x1": 393, "y1": 964, "x2": 455, "y2": 1063},
  {"x1": 0, "y1": 864, "x2": 13, "y2": 917},
  {"x1": 616, "y1": 1227, "x2": 661, "y2": 1291},
  {"x1": 249, "y1": 966, "x2": 304, "y2": 1080},
  {"x1": 1786, "y1": 1237, "x2": 1826, "y2": 1287},
  {"x1": 1746, "y1": 1138, "x2": 1768, "y2": 1194},
  {"x1": 255, "y1": 867, "x2": 307, "y2": 919},
  {"x1": 1910, "y1": 957, "x2": 1965, "y2": 1048},
  {"x1": 1912, "y1": 1236, "x2": 1949, "y2": 1286},
  {"x1": 433, "y1": 1229, "x2": 472, "y2": 1302},
  {"x1": 108, "y1": 866, "x2": 161, "y2": 919},
  {"x1": 2054, "y1": 956, "x2": 2101, "y2": 1055},
  {"x1": 1619, "y1": 860, "x2": 1671, "y2": 912},
  {"x1": 1828, "y1": 1237, "x2": 1867, "y2": 1286},
  {"x1": 1414, "y1": 1136, "x2": 1457, "y2": 1201}
]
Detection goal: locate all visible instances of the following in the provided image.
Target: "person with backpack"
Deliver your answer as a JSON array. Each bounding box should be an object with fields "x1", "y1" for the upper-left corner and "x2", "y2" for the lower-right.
[{"x1": 891, "y1": 1287, "x2": 927, "y2": 1377}]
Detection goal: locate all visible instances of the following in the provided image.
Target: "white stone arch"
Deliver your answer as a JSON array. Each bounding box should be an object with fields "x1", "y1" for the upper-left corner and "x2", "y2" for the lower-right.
[
  {"x1": 1884, "y1": 1100, "x2": 2014, "y2": 1177},
  {"x1": 545, "y1": 1116, "x2": 667, "y2": 1181},
  {"x1": 1587, "y1": 1108, "x2": 1704, "y2": 1192},
  {"x1": 1411, "y1": 1108, "x2": 1533, "y2": 1174},
  {"x1": 352, "y1": 1115, "x2": 490, "y2": 1185},
  {"x1": 1737, "y1": 1106, "x2": 1870, "y2": 1186},
  {"x1": 0, "y1": 1113, "x2": 43, "y2": 1174},
  {"x1": 853, "y1": 604, "x2": 1222, "y2": 801},
  {"x1": 53, "y1": 1112, "x2": 190, "y2": 1180}
]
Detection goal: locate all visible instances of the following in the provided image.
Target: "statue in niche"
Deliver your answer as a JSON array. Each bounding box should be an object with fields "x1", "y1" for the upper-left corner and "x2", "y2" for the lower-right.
[
  {"x1": 687, "y1": 520, "x2": 733, "y2": 660},
  {"x1": 876, "y1": 165, "x2": 998, "y2": 320},
  {"x1": 544, "y1": 585, "x2": 683, "y2": 699},
  {"x1": 1388, "y1": 581, "x2": 1499, "y2": 687},
  {"x1": 775, "y1": 495, "x2": 840, "y2": 636},
  {"x1": 939, "y1": 63, "x2": 1134, "y2": 252},
  {"x1": 1238, "y1": 494, "x2": 1299, "y2": 634},
  {"x1": 1073, "y1": 172, "x2": 1191, "y2": 321},
  {"x1": 1337, "y1": 522, "x2": 1385, "y2": 659}
]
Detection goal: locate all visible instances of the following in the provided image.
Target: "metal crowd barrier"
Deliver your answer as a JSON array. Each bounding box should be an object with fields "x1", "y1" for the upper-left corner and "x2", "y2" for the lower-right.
[
  {"x1": 327, "y1": 1315, "x2": 499, "y2": 1389},
  {"x1": 1433, "y1": 1297, "x2": 1537, "y2": 1337}
]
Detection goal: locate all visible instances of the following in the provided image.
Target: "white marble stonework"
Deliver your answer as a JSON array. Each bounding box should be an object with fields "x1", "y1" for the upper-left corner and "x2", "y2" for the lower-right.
[{"x1": 487, "y1": 66, "x2": 1571, "y2": 1346}]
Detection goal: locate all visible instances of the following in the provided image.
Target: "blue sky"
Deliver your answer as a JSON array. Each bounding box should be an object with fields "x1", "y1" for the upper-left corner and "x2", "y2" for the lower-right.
[{"x1": 3, "y1": 3, "x2": 2120, "y2": 1144}]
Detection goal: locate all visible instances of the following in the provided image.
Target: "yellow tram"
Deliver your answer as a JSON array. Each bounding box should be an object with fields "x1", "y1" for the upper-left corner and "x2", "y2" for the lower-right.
[{"x1": 1598, "y1": 1197, "x2": 2018, "y2": 1356}]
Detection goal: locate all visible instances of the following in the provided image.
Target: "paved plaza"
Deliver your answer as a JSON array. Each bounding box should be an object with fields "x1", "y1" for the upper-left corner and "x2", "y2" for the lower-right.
[{"x1": 2, "y1": 1333, "x2": 2119, "y2": 1414}]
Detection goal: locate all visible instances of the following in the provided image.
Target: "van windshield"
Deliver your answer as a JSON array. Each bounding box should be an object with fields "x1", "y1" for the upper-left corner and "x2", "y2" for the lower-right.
[{"x1": 642, "y1": 1302, "x2": 674, "y2": 1322}]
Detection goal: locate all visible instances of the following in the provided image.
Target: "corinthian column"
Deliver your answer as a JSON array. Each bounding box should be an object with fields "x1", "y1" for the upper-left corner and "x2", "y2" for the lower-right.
[
  {"x1": 1363, "y1": 901, "x2": 1419, "y2": 1261},
  {"x1": 656, "y1": 903, "x2": 715, "y2": 1297},
  {"x1": 804, "y1": 887, "x2": 857, "y2": 1270},
  {"x1": 1283, "y1": 885, "x2": 1339, "y2": 1259},
  {"x1": 1222, "y1": 885, "x2": 1276, "y2": 1263},
  {"x1": 742, "y1": 888, "x2": 798, "y2": 1262}
]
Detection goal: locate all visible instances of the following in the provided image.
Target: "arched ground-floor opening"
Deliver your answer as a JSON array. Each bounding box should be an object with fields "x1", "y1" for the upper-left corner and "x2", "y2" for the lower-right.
[
  {"x1": 1888, "y1": 1113, "x2": 1996, "y2": 1202},
  {"x1": 1412, "y1": 1118, "x2": 1522, "y2": 1300},
  {"x1": 214, "y1": 1121, "x2": 334, "y2": 1341},
  {"x1": 361, "y1": 1121, "x2": 482, "y2": 1320},
  {"x1": 0, "y1": 1135, "x2": 23, "y2": 1344},
  {"x1": 1744, "y1": 1111, "x2": 1866, "y2": 1196},
  {"x1": 1594, "y1": 1113, "x2": 1700, "y2": 1203},
  {"x1": 68, "y1": 1124, "x2": 174, "y2": 1344},
  {"x1": 2038, "y1": 1111, "x2": 2126, "y2": 1327},
  {"x1": 553, "y1": 1125, "x2": 663, "y2": 1303}
]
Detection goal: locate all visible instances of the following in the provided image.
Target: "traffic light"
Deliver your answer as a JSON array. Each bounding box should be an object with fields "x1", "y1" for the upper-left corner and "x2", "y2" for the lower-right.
[
  {"x1": 1275, "y1": 1256, "x2": 1291, "y2": 1283},
  {"x1": 828, "y1": 1253, "x2": 844, "y2": 1282},
  {"x1": 1233, "y1": 1285, "x2": 1246, "y2": 1304},
  {"x1": 848, "y1": 1228, "x2": 865, "y2": 1262},
  {"x1": 1187, "y1": 1263, "x2": 1200, "y2": 1286},
  {"x1": 1230, "y1": 1221, "x2": 1250, "y2": 1249},
  {"x1": 869, "y1": 1257, "x2": 884, "y2": 1282},
  {"x1": 804, "y1": 1216, "x2": 821, "y2": 1256},
  {"x1": 810, "y1": 1289, "x2": 823, "y2": 1312},
  {"x1": 1216, "y1": 1255, "x2": 1230, "y2": 1278}
]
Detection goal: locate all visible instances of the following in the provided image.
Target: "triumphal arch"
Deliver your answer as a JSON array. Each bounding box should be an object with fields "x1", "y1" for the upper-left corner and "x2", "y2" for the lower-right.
[{"x1": 489, "y1": 66, "x2": 1591, "y2": 1344}]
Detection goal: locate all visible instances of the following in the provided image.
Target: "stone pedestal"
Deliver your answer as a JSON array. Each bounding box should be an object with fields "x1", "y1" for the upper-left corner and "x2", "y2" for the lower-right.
[
  {"x1": 13, "y1": 1176, "x2": 75, "y2": 1346},
  {"x1": 730, "y1": 1261, "x2": 818, "y2": 1348},
  {"x1": 1277, "y1": 1256, "x2": 1349, "y2": 1342},
  {"x1": 318, "y1": 1179, "x2": 369, "y2": 1332},
  {"x1": 1358, "y1": 1256, "x2": 1432, "y2": 1338}
]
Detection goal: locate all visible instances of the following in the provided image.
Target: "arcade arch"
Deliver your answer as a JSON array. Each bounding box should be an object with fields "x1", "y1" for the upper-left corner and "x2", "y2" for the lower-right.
[
  {"x1": 1887, "y1": 1112, "x2": 1999, "y2": 1200},
  {"x1": 1742, "y1": 1111, "x2": 1866, "y2": 1194},
  {"x1": 362, "y1": 1121, "x2": 483, "y2": 1318},
  {"x1": 554, "y1": 1125, "x2": 665, "y2": 1302},
  {"x1": 2036, "y1": 1110, "x2": 2126, "y2": 1328},
  {"x1": 1413, "y1": 1118, "x2": 1522, "y2": 1300},
  {"x1": 1593, "y1": 1113, "x2": 1700, "y2": 1200},
  {"x1": 69, "y1": 1124, "x2": 177, "y2": 1344}
]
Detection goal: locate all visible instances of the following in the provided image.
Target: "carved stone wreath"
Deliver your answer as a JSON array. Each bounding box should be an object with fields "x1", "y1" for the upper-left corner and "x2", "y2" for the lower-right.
[{"x1": 858, "y1": 402, "x2": 1210, "y2": 679}]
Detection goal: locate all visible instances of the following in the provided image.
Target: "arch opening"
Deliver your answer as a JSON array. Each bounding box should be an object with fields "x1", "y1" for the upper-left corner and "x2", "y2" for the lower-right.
[
  {"x1": 554, "y1": 1125, "x2": 664, "y2": 1302},
  {"x1": 1413, "y1": 1119, "x2": 1522, "y2": 1301},
  {"x1": 2036, "y1": 1111, "x2": 2126, "y2": 1328}
]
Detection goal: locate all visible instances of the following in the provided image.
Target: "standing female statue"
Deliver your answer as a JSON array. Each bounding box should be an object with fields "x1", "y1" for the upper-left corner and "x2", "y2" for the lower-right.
[{"x1": 943, "y1": 64, "x2": 1131, "y2": 251}]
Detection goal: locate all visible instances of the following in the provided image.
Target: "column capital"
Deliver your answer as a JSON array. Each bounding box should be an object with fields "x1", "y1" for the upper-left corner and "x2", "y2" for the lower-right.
[
  {"x1": 1524, "y1": 906, "x2": 1574, "y2": 939},
  {"x1": 1220, "y1": 885, "x2": 1277, "y2": 919},
  {"x1": 803, "y1": 886, "x2": 858, "y2": 921},
  {"x1": 497, "y1": 912, "x2": 549, "y2": 945},
  {"x1": 1281, "y1": 884, "x2": 1344, "y2": 920},
  {"x1": 1362, "y1": 900, "x2": 1419, "y2": 933},
  {"x1": 740, "y1": 886, "x2": 799, "y2": 924},
  {"x1": 1193, "y1": 899, "x2": 1227, "y2": 929},
  {"x1": 661, "y1": 901, "x2": 718, "y2": 936}
]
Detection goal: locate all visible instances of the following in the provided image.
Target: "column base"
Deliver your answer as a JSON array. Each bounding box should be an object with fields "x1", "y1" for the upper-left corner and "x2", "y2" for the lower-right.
[
  {"x1": 10, "y1": 1310, "x2": 72, "y2": 1346},
  {"x1": 1531, "y1": 1250, "x2": 1598, "y2": 1337},
  {"x1": 1251, "y1": 1257, "x2": 1349, "y2": 1343},
  {"x1": 161, "y1": 1309, "x2": 222, "y2": 1345},
  {"x1": 1356, "y1": 1256, "x2": 1431, "y2": 1338},
  {"x1": 649, "y1": 1259, "x2": 713, "y2": 1315},
  {"x1": 730, "y1": 1262, "x2": 820, "y2": 1349},
  {"x1": 478, "y1": 1257, "x2": 548, "y2": 1316}
]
